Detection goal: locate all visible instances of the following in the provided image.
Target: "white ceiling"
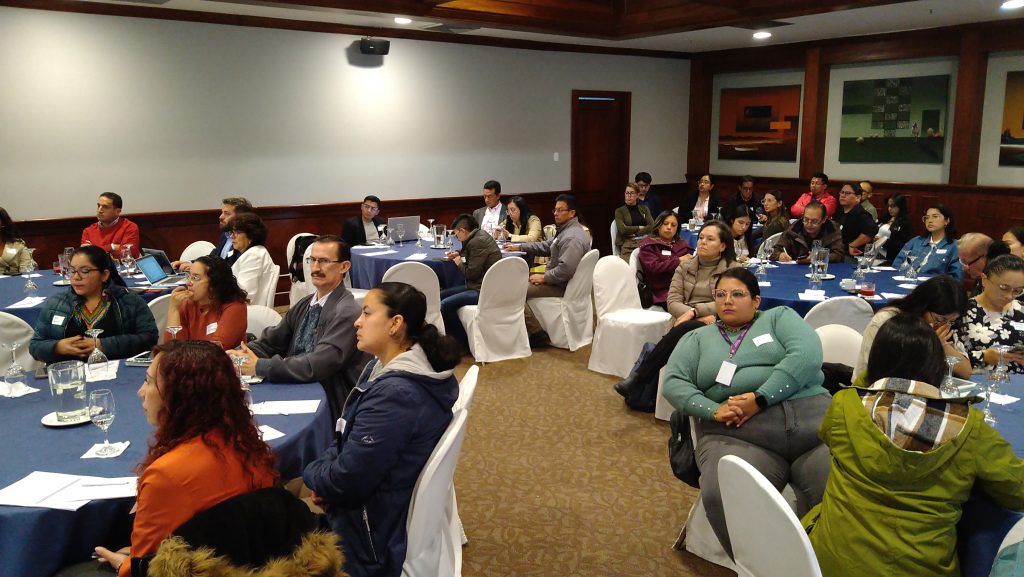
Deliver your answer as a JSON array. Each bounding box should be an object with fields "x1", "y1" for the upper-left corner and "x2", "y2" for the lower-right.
[{"x1": 84, "y1": 0, "x2": 1023, "y2": 53}]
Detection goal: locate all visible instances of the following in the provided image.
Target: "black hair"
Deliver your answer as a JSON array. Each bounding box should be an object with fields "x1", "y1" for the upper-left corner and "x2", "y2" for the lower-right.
[
  {"x1": 452, "y1": 213, "x2": 479, "y2": 232},
  {"x1": 555, "y1": 194, "x2": 579, "y2": 213},
  {"x1": 504, "y1": 196, "x2": 536, "y2": 236},
  {"x1": 866, "y1": 314, "x2": 948, "y2": 387},
  {"x1": 701, "y1": 173, "x2": 716, "y2": 187},
  {"x1": 887, "y1": 275, "x2": 966, "y2": 318},
  {"x1": 740, "y1": 175, "x2": 755, "y2": 186},
  {"x1": 920, "y1": 203, "x2": 958, "y2": 240},
  {"x1": 842, "y1": 183, "x2": 863, "y2": 197},
  {"x1": 634, "y1": 172, "x2": 652, "y2": 185},
  {"x1": 194, "y1": 255, "x2": 247, "y2": 305},
  {"x1": 374, "y1": 282, "x2": 462, "y2": 372},
  {"x1": 99, "y1": 192, "x2": 123, "y2": 209},
  {"x1": 1007, "y1": 227, "x2": 1024, "y2": 247},
  {"x1": 762, "y1": 189, "x2": 786, "y2": 215},
  {"x1": 988, "y1": 241, "x2": 1011, "y2": 262},
  {"x1": 803, "y1": 200, "x2": 827, "y2": 221},
  {"x1": 314, "y1": 234, "x2": 351, "y2": 263},
  {"x1": 72, "y1": 245, "x2": 126, "y2": 287},
  {"x1": 984, "y1": 254, "x2": 1024, "y2": 277},
  {"x1": 649, "y1": 210, "x2": 681, "y2": 241},
  {"x1": 881, "y1": 193, "x2": 910, "y2": 226},
  {"x1": 716, "y1": 267, "x2": 760, "y2": 298},
  {"x1": 230, "y1": 213, "x2": 269, "y2": 246},
  {"x1": 728, "y1": 204, "x2": 755, "y2": 252},
  {"x1": 483, "y1": 180, "x2": 501, "y2": 195},
  {"x1": 811, "y1": 172, "x2": 829, "y2": 186},
  {"x1": 363, "y1": 195, "x2": 381, "y2": 206},
  {"x1": 700, "y1": 220, "x2": 737, "y2": 264},
  {"x1": 0, "y1": 207, "x2": 23, "y2": 244}
]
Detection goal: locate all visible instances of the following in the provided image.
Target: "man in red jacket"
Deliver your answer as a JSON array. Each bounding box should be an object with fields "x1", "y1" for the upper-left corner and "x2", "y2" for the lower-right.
[
  {"x1": 81, "y1": 192, "x2": 141, "y2": 257},
  {"x1": 790, "y1": 172, "x2": 838, "y2": 219}
]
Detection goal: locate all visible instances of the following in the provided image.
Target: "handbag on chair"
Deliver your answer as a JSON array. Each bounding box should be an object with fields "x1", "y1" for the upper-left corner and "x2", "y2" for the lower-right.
[
  {"x1": 636, "y1": 269, "x2": 654, "y2": 310},
  {"x1": 668, "y1": 410, "x2": 700, "y2": 488}
]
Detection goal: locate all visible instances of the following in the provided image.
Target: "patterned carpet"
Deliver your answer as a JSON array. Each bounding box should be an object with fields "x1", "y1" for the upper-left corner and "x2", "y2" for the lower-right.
[{"x1": 451, "y1": 346, "x2": 734, "y2": 577}]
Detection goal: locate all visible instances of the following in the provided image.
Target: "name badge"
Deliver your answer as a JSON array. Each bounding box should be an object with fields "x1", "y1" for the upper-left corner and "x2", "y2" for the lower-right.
[
  {"x1": 662, "y1": 250, "x2": 672, "y2": 256},
  {"x1": 335, "y1": 418, "x2": 347, "y2": 434},
  {"x1": 716, "y1": 360, "x2": 737, "y2": 387},
  {"x1": 206, "y1": 322, "x2": 218, "y2": 335},
  {"x1": 51, "y1": 315, "x2": 66, "y2": 326},
  {"x1": 1012, "y1": 321, "x2": 1024, "y2": 332},
  {"x1": 752, "y1": 334, "x2": 774, "y2": 347},
  {"x1": 936, "y1": 249, "x2": 947, "y2": 254}
]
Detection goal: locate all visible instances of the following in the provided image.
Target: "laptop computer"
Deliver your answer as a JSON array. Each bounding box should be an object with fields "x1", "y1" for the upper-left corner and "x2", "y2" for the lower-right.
[
  {"x1": 135, "y1": 255, "x2": 187, "y2": 286},
  {"x1": 386, "y1": 216, "x2": 421, "y2": 243},
  {"x1": 141, "y1": 248, "x2": 175, "y2": 274}
]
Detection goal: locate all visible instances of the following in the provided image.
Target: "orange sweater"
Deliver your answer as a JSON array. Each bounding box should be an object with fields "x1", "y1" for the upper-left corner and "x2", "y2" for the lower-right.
[
  {"x1": 120, "y1": 435, "x2": 274, "y2": 577},
  {"x1": 81, "y1": 218, "x2": 141, "y2": 257},
  {"x1": 169, "y1": 299, "x2": 247, "y2": 349}
]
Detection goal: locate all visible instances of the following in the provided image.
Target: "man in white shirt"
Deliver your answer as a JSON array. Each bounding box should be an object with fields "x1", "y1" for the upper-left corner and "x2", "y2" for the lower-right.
[
  {"x1": 173, "y1": 197, "x2": 253, "y2": 271},
  {"x1": 472, "y1": 180, "x2": 506, "y2": 236}
]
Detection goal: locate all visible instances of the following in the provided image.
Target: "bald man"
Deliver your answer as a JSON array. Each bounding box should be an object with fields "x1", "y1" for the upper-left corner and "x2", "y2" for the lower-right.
[{"x1": 958, "y1": 232, "x2": 994, "y2": 282}]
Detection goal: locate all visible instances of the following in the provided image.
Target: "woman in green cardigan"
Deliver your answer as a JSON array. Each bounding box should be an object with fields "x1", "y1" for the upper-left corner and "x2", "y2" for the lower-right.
[
  {"x1": 614, "y1": 182, "x2": 654, "y2": 262},
  {"x1": 804, "y1": 314, "x2": 1024, "y2": 577},
  {"x1": 663, "y1": 267, "x2": 831, "y2": 558}
]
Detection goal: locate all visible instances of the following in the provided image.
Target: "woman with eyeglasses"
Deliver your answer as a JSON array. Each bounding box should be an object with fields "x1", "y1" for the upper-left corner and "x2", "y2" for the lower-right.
[
  {"x1": 500, "y1": 195, "x2": 542, "y2": 243},
  {"x1": 228, "y1": 213, "x2": 274, "y2": 304},
  {"x1": 877, "y1": 193, "x2": 914, "y2": 263},
  {"x1": 614, "y1": 182, "x2": 655, "y2": 262},
  {"x1": 728, "y1": 205, "x2": 754, "y2": 262},
  {"x1": 663, "y1": 267, "x2": 831, "y2": 558},
  {"x1": 753, "y1": 189, "x2": 790, "y2": 242},
  {"x1": 29, "y1": 245, "x2": 158, "y2": 363},
  {"x1": 0, "y1": 207, "x2": 32, "y2": 275},
  {"x1": 854, "y1": 276, "x2": 971, "y2": 379},
  {"x1": 892, "y1": 204, "x2": 963, "y2": 281},
  {"x1": 165, "y1": 255, "x2": 248, "y2": 349},
  {"x1": 680, "y1": 173, "x2": 722, "y2": 222},
  {"x1": 955, "y1": 254, "x2": 1024, "y2": 373},
  {"x1": 636, "y1": 211, "x2": 692, "y2": 310}
]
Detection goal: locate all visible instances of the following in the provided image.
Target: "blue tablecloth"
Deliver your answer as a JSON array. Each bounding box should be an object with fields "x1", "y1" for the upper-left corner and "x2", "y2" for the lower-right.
[
  {"x1": 0, "y1": 365, "x2": 333, "y2": 577},
  {"x1": 758, "y1": 262, "x2": 912, "y2": 316},
  {"x1": 0, "y1": 272, "x2": 168, "y2": 328},
  {"x1": 349, "y1": 242, "x2": 465, "y2": 290}
]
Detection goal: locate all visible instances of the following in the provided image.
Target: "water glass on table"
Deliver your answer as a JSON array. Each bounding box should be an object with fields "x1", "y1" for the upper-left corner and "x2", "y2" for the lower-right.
[{"x1": 89, "y1": 388, "x2": 118, "y2": 456}]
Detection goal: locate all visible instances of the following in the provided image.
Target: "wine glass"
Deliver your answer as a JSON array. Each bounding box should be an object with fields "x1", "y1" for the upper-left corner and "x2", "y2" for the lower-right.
[
  {"x1": 22, "y1": 248, "x2": 38, "y2": 296},
  {"x1": 3, "y1": 342, "x2": 25, "y2": 388},
  {"x1": 396, "y1": 224, "x2": 406, "y2": 246},
  {"x1": 89, "y1": 389, "x2": 118, "y2": 456},
  {"x1": 376, "y1": 224, "x2": 387, "y2": 245},
  {"x1": 905, "y1": 254, "x2": 919, "y2": 281},
  {"x1": 85, "y1": 329, "x2": 108, "y2": 377},
  {"x1": 983, "y1": 368, "x2": 999, "y2": 426},
  {"x1": 939, "y1": 355, "x2": 961, "y2": 398},
  {"x1": 445, "y1": 229, "x2": 455, "y2": 249},
  {"x1": 165, "y1": 325, "x2": 183, "y2": 342}
]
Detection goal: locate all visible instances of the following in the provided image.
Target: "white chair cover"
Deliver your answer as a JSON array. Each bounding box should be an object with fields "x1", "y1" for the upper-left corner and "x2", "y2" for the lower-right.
[
  {"x1": 0, "y1": 311, "x2": 40, "y2": 371},
  {"x1": 609, "y1": 220, "x2": 619, "y2": 257},
  {"x1": 402, "y1": 410, "x2": 469, "y2": 577},
  {"x1": 256, "y1": 264, "x2": 280, "y2": 308},
  {"x1": 287, "y1": 233, "x2": 316, "y2": 307},
  {"x1": 719, "y1": 455, "x2": 823, "y2": 577},
  {"x1": 526, "y1": 249, "x2": 599, "y2": 351},
  {"x1": 147, "y1": 294, "x2": 173, "y2": 342},
  {"x1": 179, "y1": 240, "x2": 216, "y2": 263},
  {"x1": 763, "y1": 231, "x2": 784, "y2": 247},
  {"x1": 456, "y1": 258, "x2": 531, "y2": 363},
  {"x1": 382, "y1": 262, "x2": 444, "y2": 334},
  {"x1": 246, "y1": 305, "x2": 282, "y2": 340},
  {"x1": 418, "y1": 223, "x2": 432, "y2": 241},
  {"x1": 654, "y1": 367, "x2": 672, "y2": 421},
  {"x1": 803, "y1": 296, "x2": 874, "y2": 333},
  {"x1": 446, "y1": 364, "x2": 479, "y2": 566},
  {"x1": 998, "y1": 517, "x2": 1024, "y2": 555},
  {"x1": 588, "y1": 256, "x2": 672, "y2": 377},
  {"x1": 815, "y1": 324, "x2": 863, "y2": 367},
  {"x1": 337, "y1": 244, "x2": 369, "y2": 308}
]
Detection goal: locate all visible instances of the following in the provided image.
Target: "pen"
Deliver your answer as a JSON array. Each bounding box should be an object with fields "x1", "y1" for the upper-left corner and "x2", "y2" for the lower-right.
[{"x1": 80, "y1": 481, "x2": 131, "y2": 487}]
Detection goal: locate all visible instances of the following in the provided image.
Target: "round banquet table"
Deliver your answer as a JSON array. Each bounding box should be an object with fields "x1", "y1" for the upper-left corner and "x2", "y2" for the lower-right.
[
  {"x1": 1, "y1": 271, "x2": 170, "y2": 328},
  {"x1": 0, "y1": 364, "x2": 333, "y2": 577},
  {"x1": 349, "y1": 241, "x2": 465, "y2": 290},
  {"x1": 755, "y1": 262, "x2": 914, "y2": 316}
]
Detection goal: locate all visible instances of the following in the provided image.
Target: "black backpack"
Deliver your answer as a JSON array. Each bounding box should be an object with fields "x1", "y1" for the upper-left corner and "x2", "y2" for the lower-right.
[{"x1": 288, "y1": 235, "x2": 317, "y2": 282}]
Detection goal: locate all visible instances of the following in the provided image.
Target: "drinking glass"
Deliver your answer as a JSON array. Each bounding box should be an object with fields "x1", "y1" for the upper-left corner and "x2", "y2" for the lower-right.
[
  {"x1": 89, "y1": 389, "x2": 118, "y2": 456},
  {"x1": 445, "y1": 229, "x2": 455, "y2": 249},
  {"x1": 48, "y1": 360, "x2": 88, "y2": 422},
  {"x1": 85, "y1": 328, "x2": 109, "y2": 377},
  {"x1": 165, "y1": 325, "x2": 183, "y2": 342},
  {"x1": 906, "y1": 254, "x2": 919, "y2": 281},
  {"x1": 939, "y1": 355, "x2": 960, "y2": 397},
  {"x1": 3, "y1": 342, "x2": 25, "y2": 388},
  {"x1": 692, "y1": 210, "x2": 702, "y2": 225},
  {"x1": 396, "y1": 224, "x2": 406, "y2": 246},
  {"x1": 983, "y1": 369, "x2": 999, "y2": 425},
  {"x1": 376, "y1": 224, "x2": 387, "y2": 245},
  {"x1": 22, "y1": 248, "x2": 38, "y2": 296}
]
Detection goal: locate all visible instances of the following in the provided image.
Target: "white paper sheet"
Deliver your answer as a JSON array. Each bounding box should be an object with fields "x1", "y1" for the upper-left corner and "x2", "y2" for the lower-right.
[
  {"x1": 0, "y1": 472, "x2": 88, "y2": 511},
  {"x1": 758, "y1": 282, "x2": 771, "y2": 287},
  {"x1": 250, "y1": 400, "x2": 321, "y2": 415},
  {"x1": 350, "y1": 245, "x2": 381, "y2": 250},
  {"x1": 898, "y1": 283, "x2": 919, "y2": 290},
  {"x1": 360, "y1": 250, "x2": 398, "y2": 256},
  {"x1": 872, "y1": 266, "x2": 897, "y2": 271},
  {"x1": 881, "y1": 292, "x2": 907, "y2": 300},
  {"x1": 60, "y1": 477, "x2": 138, "y2": 501},
  {"x1": 798, "y1": 290, "x2": 827, "y2": 302},
  {"x1": 86, "y1": 360, "x2": 120, "y2": 382},
  {"x1": 258, "y1": 425, "x2": 285, "y2": 441},
  {"x1": 404, "y1": 253, "x2": 428, "y2": 261},
  {"x1": 6, "y1": 296, "x2": 46, "y2": 309}
]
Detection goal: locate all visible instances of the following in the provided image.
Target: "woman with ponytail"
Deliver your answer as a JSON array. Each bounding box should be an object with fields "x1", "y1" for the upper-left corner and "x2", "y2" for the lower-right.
[{"x1": 303, "y1": 281, "x2": 460, "y2": 577}]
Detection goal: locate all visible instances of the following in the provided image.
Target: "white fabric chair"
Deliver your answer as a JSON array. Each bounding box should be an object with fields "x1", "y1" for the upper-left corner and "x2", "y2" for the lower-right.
[
  {"x1": 0, "y1": 312, "x2": 40, "y2": 371},
  {"x1": 526, "y1": 249, "x2": 598, "y2": 352},
  {"x1": 446, "y1": 364, "x2": 479, "y2": 565},
  {"x1": 588, "y1": 256, "x2": 672, "y2": 377},
  {"x1": 382, "y1": 262, "x2": 444, "y2": 334},
  {"x1": 287, "y1": 233, "x2": 316, "y2": 307},
  {"x1": 418, "y1": 223, "x2": 432, "y2": 241},
  {"x1": 457, "y1": 258, "x2": 530, "y2": 363},
  {"x1": 803, "y1": 296, "x2": 874, "y2": 333},
  {"x1": 402, "y1": 409, "x2": 469, "y2": 577},
  {"x1": 258, "y1": 264, "x2": 280, "y2": 308},
  {"x1": 334, "y1": 244, "x2": 369, "y2": 308},
  {"x1": 179, "y1": 240, "x2": 216, "y2": 263},
  {"x1": 763, "y1": 231, "x2": 783, "y2": 247},
  {"x1": 147, "y1": 294, "x2": 173, "y2": 341},
  {"x1": 719, "y1": 455, "x2": 823, "y2": 577},
  {"x1": 609, "y1": 220, "x2": 619, "y2": 257},
  {"x1": 815, "y1": 324, "x2": 863, "y2": 367},
  {"x1": 998, "y1": 517, "x2": 1024, "y2": 557},
  {"x1": 246, "y1": 305, "x2": 282, "y2": 340}
]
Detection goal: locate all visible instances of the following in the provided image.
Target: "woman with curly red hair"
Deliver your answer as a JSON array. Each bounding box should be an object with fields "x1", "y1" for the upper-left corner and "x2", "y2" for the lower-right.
[{"x1": 93, "y1": 340, "x2": 277, "y2": 576}]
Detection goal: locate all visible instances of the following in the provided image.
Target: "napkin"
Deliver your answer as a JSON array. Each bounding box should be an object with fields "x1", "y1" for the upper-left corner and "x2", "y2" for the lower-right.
[
  {"x1": 873, "y1": 266, "x2": 897, "y2": 271},
  {"x1": 0, "y1": 380, "x2": 40, "y2": 398},
  {"x1": 758, "y1": 282, "x2": 771, "y2": 287},
  {"x1": 86, "y1": 360, "x2": 120, "y2": 382},
  {"x1": 6, "y1": 296, "x2": 46, "y2": 309},
  {"x1": 350, "y1": 245, "x2": 381, "y2": 250},
  {"x1": 81, "y1": 441, "x2": 131, "y2": 459},
  {"x1": 798, "y1": 291, "x2": 828, "y2": 302},
  {"x1": 251, "y1": 400, "x2": 321, "y2": 415},
  {"x1": 130, "y1": 274, "x2": 147, "y2": 279},
  {"x1": 984, "y1": 391, "x2": 1020, "y2": 406},
  {"x1": 881, "y1": 292, "x2": 907, "y2": 300},
  {"x1": 893, "y1": 276, "x2": 930, "y2": 282},
  {"x1": 404, "y1": 253, "x2": 428, "y2": 261},
  {"x1": 258, "y1": 425, "x2": 285, "y2": 441},
  {"x1": 897, "y1": 283, "x2": 919, "y2": 290},
  {"x1": 360, "y1": 250, "x2": 398, "y2": 256}
]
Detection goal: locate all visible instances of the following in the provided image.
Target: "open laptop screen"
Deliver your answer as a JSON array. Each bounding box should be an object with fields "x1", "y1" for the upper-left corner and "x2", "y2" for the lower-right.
[{"x1": 135, "y1": 255, "x2": 168, "y2": 283}]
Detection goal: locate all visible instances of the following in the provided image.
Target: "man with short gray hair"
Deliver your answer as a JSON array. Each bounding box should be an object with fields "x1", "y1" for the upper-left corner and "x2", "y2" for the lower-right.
[{"x1": 958, "y1": 232, "x2": 994, "y2": 282}]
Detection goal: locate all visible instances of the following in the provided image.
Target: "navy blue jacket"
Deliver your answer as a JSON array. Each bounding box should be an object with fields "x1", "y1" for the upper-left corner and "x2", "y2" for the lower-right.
[{"x1": 303, "y1": 352, "x2": 458, "y2": 577}]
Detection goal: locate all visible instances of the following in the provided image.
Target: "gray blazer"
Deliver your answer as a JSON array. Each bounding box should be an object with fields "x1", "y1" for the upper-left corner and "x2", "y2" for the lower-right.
[
  {"x1": 472, "y1": 204, "x2": 507, "y2": 230},
  {"x1": 519, "y1": 217, "x2": 591, "y2": 287},
  {"x1": 249, "y1": 286, "x2": 369, "y2": 417}
]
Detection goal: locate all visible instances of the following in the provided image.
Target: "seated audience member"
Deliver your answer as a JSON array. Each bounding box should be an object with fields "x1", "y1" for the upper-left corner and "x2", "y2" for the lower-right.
[
  {"x1": 892, "y1": 204, "x2": 963, "y2": 281},
  {"x1": 854, "y1": 276, "x2": 970, "y2": 378},
  {"x1": 790, "y1": 172, "x2": 837, "y2": 219},
  {"x1": 635, "y1": 171, "x2": 661, "y2": 217},
  {"x1": 770, "y1": 202, "x2": 844, "y2": 263},
  {"x1": 473, "y1": 180, "x2": 506, "y2": 235},
  {"x1": 664, "y1": 268, "x2": 830, "y2": 557},
  {"x1": 955, "y1": 254, "x2": 1024, "y2": 373},
  {"x1": 30, "y1": 245, "x2": 158, "y2": 363},
  {"x1": 440, "y1": 214, "x2": 501, "y2": 351},
  {"x1": 504, "y1": 195, "x2": 590, "y2": 348},
  {"x1": 0, "y1": 207, "x2": 32, "y2": 275},
  {"x1": 725, "y1": 175, "x2": 759, "y2": 218},
  {"x1": 227, "y1": 213, "x2": 274, "y2": 303},
  {"x1": 342, "y1": 195, "x2": 385, "y2": 247},
  {"x1": 614, "y1": 182, "x2": 654, "y2": 261},
  {"x1": 858, "y1": 180, "x2": 879, "y2": 221},
  {"x1": 165, "y1": 255, "x2": 247, "y2": 349},
  {"x1": 229, "y1": 235, "x2": 368, "y2": 416},
  {"x1": 303, "y1": 282, "x2": 460, "y2": 577},
  {"x1": 958, "y1": 232, "x2": 994, "y2": 282},
  {"x1": 1004, "y1": 227, "x2": 1024, "y2": 258},
  {"x1": 174, "y1": 197, "x2": 253, "y2": 271},
  {"x1": 754, "y1": 189, "x2": 790, "y2": 242},
  {"x1": 636, "y1": 211, "x2": 692, "y2": 310},
  {"x1": 877, "y1": 193, "x2": 914, "y2": 263},
  {"x1": 804, "y1": 314, "x2": 1024, "y2": 577},
  {"x1": 81, "y1": 192, "x2": 141, "y2": 258},
  {"x1": 614, "y1": 221, "x2": 739, "y2": 403},
  {"x1": 501, "y1": 195, "x2": 542, "y2": 243},
  {"x1": 680, "y1": 173, "x2": 722, "y2": 222},
  {"x1": 92, "y1": 340, "x2": 277, "y2": 576},
  {"x1": 728, "y1": 205, "x2": 754, "y2": 262},
  {"x1": 836, "y1": 183, "x2": 879, "y2": 259}
]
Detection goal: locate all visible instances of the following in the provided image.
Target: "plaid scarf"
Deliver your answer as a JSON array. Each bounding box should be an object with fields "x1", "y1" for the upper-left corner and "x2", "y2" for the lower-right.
[{"x1": 857, "y1": 378, "x2": 974, "y2": 453}]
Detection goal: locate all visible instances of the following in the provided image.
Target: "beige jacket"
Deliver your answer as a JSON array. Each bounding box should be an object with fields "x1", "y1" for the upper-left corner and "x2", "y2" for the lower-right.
[
  {"x1": 666, "y1": 256, "x2": 738, "y2": 318},
  {"x1": 0, "y1": 240, "x2": 31, "y2": 275}
]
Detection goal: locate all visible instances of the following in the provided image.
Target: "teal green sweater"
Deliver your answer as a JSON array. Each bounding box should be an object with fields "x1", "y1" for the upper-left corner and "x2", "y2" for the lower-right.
[{"x1": 663, "y1": 306, "x2": 826, "y2": 421}]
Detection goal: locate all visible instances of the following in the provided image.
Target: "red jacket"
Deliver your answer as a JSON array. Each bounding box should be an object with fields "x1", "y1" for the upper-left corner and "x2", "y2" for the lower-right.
[
  {"x1": 790, "y1": 192, "x2": 838, "y2": 219},
  {"x1": 81, "y1": 218, "x2": 141, "y2": 257}
]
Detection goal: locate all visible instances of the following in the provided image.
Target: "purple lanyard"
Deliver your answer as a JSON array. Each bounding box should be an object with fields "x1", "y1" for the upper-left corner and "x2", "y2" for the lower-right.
[{"x1": 717, "y1": 323, "x2": 751, "y2": 359}]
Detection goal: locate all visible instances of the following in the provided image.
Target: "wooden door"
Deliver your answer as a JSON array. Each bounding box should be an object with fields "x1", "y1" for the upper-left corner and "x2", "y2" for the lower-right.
[{"x1": 571, "y1": 90, "x2": 631, "y2": 255}]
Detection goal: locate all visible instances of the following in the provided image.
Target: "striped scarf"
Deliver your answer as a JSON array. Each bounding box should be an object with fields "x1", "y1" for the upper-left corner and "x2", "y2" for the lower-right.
[{"x1": 74, "y1": 297, "x2": 111, "y2": 330}]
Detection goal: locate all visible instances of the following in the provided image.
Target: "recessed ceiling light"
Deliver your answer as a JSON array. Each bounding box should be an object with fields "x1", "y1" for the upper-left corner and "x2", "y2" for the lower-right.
[
  {"x1": 752, "y1": 31, "x2": 772, "y2": 40},
  {"x1": 1001, "y1": 0, "x2": 1024, "y2": 9},
  {"x1": 394, "y1": 17, "x2": 412, "y2": 24}
]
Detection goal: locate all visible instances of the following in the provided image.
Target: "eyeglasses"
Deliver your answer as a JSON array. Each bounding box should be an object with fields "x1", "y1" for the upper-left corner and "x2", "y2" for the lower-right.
[
  {"x1": 838, "y1": 190, "x2": 858, "y2": 197},
  {"x1": 187, "y1": 274, "x2": 205, "y2": 283},
  {"x1": 959, "y1": 253, "x2": 985, "y2": 267},
  {"x1": 305, "y1": 257, "x2": 343, "y2": 266},
  {"x1": 993, "y1": 283, "x2": 1024, "y2": 297},
  {"x1": 624, "y1": 191, "x2": 639, "y2": 197},
  {"x1": 802, "y1": 217, "x2": 823, "y2": 226},
  {"x1": 925, "y1": 312, "x2": 958, "y2": 328},
  {"x1": 713, "y1": 290, "x2": 750, "y2": 300},
  {"x1": 552, "y1": 208, "x2": 571, "y2": 214},
  {"x1": 66, "y1": 267, "x2": 98, "y2": 277},
  {"x1": 361, "y1": 204, "x2": 380, "y2": 213}
]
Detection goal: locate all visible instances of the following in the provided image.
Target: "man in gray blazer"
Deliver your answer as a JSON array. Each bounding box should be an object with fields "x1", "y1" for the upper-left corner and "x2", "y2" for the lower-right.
[
  {"x1": 230, "y1": 234, "x2": 369, "y2": 418},
  {"x1": 472, "y1": 180, "x2": 507, "y2": 235}
]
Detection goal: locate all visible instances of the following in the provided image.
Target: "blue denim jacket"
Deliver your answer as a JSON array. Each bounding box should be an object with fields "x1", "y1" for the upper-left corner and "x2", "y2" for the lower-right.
[{"x1": 892, "y1": 234, "x2": 963, "y2": 281}]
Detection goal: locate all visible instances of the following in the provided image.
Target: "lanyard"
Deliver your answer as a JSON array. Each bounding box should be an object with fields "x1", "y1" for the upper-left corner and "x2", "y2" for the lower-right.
[{"x1": 717, "y1": 323, "x2": 752, "y2": 359}]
